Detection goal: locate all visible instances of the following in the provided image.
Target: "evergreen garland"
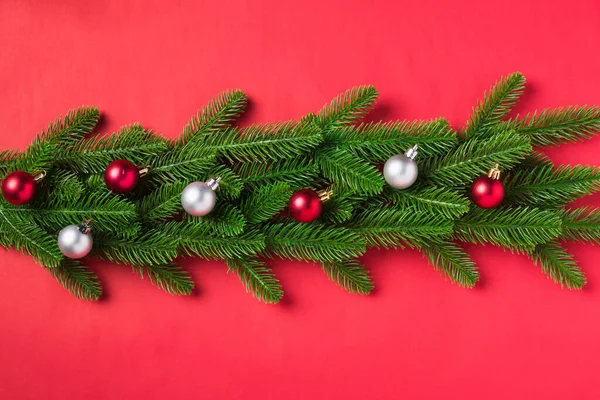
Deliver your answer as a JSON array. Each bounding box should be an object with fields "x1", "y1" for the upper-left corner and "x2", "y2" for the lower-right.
[{"x1": 2, "y1": 73, "x2": 600, "y2": 303}]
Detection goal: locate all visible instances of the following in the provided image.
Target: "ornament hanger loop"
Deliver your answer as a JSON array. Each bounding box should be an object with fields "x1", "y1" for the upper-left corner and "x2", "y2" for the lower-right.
[
  {"x1": 79, "y1": 219, "x2": 92, "y2": 234},
  {"x1": 317, "y1": 188, "x2": 334, "y2": 202},
  {"x1": 488, "y1": 164, "x2": 501, "y2": 180},
  {"x1": 405, "y1": 144, "x2": 419, "y2": 160},
  {"x1": 32, "y1": 170, "x2": 47, "y2": 182}
]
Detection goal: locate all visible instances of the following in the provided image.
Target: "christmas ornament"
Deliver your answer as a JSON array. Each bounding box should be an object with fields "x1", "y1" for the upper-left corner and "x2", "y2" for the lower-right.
[
  {"x1": 289, "y1": 188, "x2": 332, "y2": 223},
  {"x1": 58, "y1": 220, "x2": 93, "y2": 259},
  {"x1": 383, "y1": 145, "x2": 419, "y2": 189},
  {"x1": 470, "y1": 164, "x2": 505, "y2": 209},
  {"x1": 104, "y1": 160, "x2": 148, "y2": 193},
  {"x1": 181, "y1": 177, "x2": 221, "y2": 216},
  {"x1": 1, "y1": 170, "x2": 46, "y2": 205}
]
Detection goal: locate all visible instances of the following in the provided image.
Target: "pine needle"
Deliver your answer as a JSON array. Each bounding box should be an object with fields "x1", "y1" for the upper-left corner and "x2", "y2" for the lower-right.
[
  {"x1": 226, "y1": 257, "x2": 283, "y2": 304},
  {"x1": 321, "y1": 259, "x2": 373, "y2": 295},
  {"x1": 530, "y1": 242, "x2": 586, "y2": 289}
]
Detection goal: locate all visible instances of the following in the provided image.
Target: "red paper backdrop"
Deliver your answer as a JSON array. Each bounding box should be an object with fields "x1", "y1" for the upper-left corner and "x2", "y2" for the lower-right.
[{"x1": 1, "y1": 1, "x2": 600, "y2": 399}]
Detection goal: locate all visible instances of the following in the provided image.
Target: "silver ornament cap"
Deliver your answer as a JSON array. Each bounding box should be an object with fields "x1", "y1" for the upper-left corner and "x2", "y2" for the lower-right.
[
  {"x1": 58, "y1": 221, "x2": 93, "y2": 259},
  {"x1": 383, "y1": 145, "x2": 419, "y2": 189},
  {"x1": 181, "y1": 177, "x2": 221, "y2": 216}
]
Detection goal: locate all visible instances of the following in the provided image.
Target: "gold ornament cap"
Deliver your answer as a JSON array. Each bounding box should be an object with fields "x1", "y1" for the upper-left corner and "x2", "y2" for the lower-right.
[
  {"x1": 488, "y1": 164, "x2": 501, "y2": 180},
  {"x1": 317, "y1": 188, "x2": 334, "y2": 202}
]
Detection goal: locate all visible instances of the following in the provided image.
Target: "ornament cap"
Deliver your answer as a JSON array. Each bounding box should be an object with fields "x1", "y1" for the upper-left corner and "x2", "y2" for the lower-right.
[
  {"x1": 31, "y1": 170, "x2": 47, "y2": 182},
  {"x1": 488, "y1": 164, "x2": 501, "y2": 180},
  {"x1": 405, "y1": 145, "x2": 418, "y2": 160},
  {"x1": 317, "y1": 188, "x2": 334, "y2": 202},
  {"x1": 137, "y1": 165, "x2": 151, "y2": 177},
  {"x1": 206, "y1": 176, "x2": 221, "y2": 191},
  {"x1": 78, "y1": 219, "x2": 92, "y2": 234}
]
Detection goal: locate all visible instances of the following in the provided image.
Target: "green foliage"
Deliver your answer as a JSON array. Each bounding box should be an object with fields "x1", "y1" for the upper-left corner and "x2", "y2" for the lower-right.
[
  {"x1": 265, "y1": 223, "x2": 366, "y2": 262},
  {"x1": 321, "y1": 259, "x2": 373, "y2": 295},
  {"x1": 137, "y1": 181, "x2": 187, "y2": 221},
  {"x1": 348, "y1": 207, "x2": 453, "y2": 249},
  {"x1": 423, "y1": 132, "x2": 532, "y2": 185},
  {"x1": 383, "y1": 186, "x2": 470, "y2": 219},
  {"x1": 316, "y1": 85, "x2": 378, "y2": 128},
  {"x1": 59, "y1": 124, "x2": 169, "y2": 174},
  {"x1": 49, "y1": 260, "x2": 102, "y2": 300},
  {"x1": 419, "y1": 239, "x2": 479, "y2": 288},
  {"x1": 0, "y1": 207, "x2": 63, "y2": 268},
  {"x1": 232, "y1": 156, "x2": 320, "y2": 189},
  {"x1": 463, "y1": 72, "x2": 526, "y2": 138},
  {"x1": 20, "y1": 191, "x2": 138, "y2": 236},
  {"x1": 168, "y1": 221, "x2": 265, "y2": 260},
  {"x1": 179, "y1": 90, "x2": 247, "y2": 144},
  {"x1": 324, "y1": 119, "x2": 457, "y2": 161},
  {"x1": 149, "y1": 144, "x2": 215, "y2": 185},
  {"x1": 226, "y1": 257, "x2": 283, "y2": 303},
  {"x1": 3, "y1": 74, "x2": 600, "y2": 301},
  {"x1": 40, "y1": 106, "x2": 100, "y2": 145},
  {"x1": 504, "y1": 164, "x2": 600, "y2": 207},
  {"x1": 454, "y1": 207, "x2": 562, "y2": 251},
  {"x1": 505, "y1": 106, "x2": 600, "y2": 147},
  {"x1": 134, "y1": 263, "x2": 194, "y2": 296},
  {"x1": 530, "y1": 242, "x2": 586, "y2": 289},
  {"x1": 560, "y1": 207, "x2": 600, "y2": 244},
  {"x1": 317, "y1": 147, "x2": 384, "y2": 195},
  {"x1": 200, "y1": 122, "x2": 323, "y2": 163},
  {"x1": 239, "y1": 182, "x2": 292, "y2": 224}
]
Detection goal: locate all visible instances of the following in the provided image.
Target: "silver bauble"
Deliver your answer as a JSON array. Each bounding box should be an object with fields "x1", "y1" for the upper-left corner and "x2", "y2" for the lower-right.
[
  {"x1": 58, "y1": 224, "x2": 93, "y2": 259},
  {"x1": 181, "y1": 177, "x2": 221, "y2": 216},
  {"x1": 383, "y1": 145, "x2": 419, "y2": 189}
]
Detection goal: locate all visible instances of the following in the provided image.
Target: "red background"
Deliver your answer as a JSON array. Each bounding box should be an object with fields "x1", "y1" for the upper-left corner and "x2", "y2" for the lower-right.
[{"x1": 1, "y1": 1, "x2": 600, "y2": 399}]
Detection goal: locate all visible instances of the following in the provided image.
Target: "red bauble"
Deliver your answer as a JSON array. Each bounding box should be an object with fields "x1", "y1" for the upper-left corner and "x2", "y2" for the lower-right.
[
  {"x1": 470, "y1": 175, "x2": 505, "y2": 208},
  {"x1": 1, "y1": 171, "x2": 37, "y2": 205},
  {"x1": 104, "y1": 160, "x2": 140, "y2": 193},
  {"x1": 289, "y1": 189, "x2": 322, "y2": 223}
]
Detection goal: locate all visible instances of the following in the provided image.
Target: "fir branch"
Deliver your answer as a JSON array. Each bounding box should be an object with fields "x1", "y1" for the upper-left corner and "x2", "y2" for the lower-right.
[
  {"x1": 463, "y1": 72, "x2": 526, "y2": 138},
  {"x1": 317, "y1": 147, "x2": 384, "y2": 195},
  {"x1": 321, "y1": 259, "x2": 373, "y2": 295},
  {"x1": 205, "y1": 165, "x2": 243, "y2": 200},
  {"x1": 149, "y1": 144, "x2": 215, "y2": 185},
  {"x1": 454, "y1": 207, "x2": 562, "y2": 251},
  {"x1": 423, "y1": 132, "x2": 532, "y2": 186},
  {"x1": 162, "y1": 221, "x2": 265, "y2": 260},
  {"x1": 0, "y1": 207, "x2": 63, "y2": 268},
  {"x1": 560, "y1": 207, "x2": 600, "y2": 244},
  {"x1": 383, "y1": 186, "x2": 470, "y2": 219},
  {"x1": 316, "y1": 86, "x2": 378, "y2": 128},
  {"x1": 239, "y1": 182, "x2": 292, "y2": 224},
  {"x1": 14, "y1": 192, "x2": 138, "y2": 236},
  {"x1": 506, "y1": 106, "x2": 600, "y2": 147},
  {"x1": 179, "y1": 90, "x2": 247, "y2": 144},
  {"x1": 95, "y1": 230, "x2": 178, "y2": 267},
  {"x1": 320, "y1": 196, "x2": 354, "y2": 224},
  {"x1": 530, "y1": 242, "x2": 586, "y2": 289},
  {"x1": 232, "y1": 156, "x2": 320, "y2": 189},
  {"x1": 348, "y1": 207, "x2": 453, "y2": 249},
  {"x1": 504, "y1": 164, "x2": 600, "y2": 207},
  {"x1": 134, "y1": 263, "x2": 194, "y2": 295},
  {"x1": 58, "y1": 124, "x2": 169, "y2": 174},
  {"x1": 44, "y1": 170, "x2": 85, "y2": 204},
  {"x1": 0, "y1": 150, "x2": 20, "y2": 175},
  {"x1": 48, "y1": 259, "x2": 102, "y2": 300},
  {"x1": 325, "y1": 119, "x2": 458, "y2": 161},
  {"x1": 185, "y1": 203, "x2": 246, "y2": 237},
  {"x1": 226, "y1": 257, "x2": 283, "y2": 304},
  {"x1": 200, "y1": 122, "x2": 323, "y2": 163},
  {"x1": 264, "y1": 223, "x2": 366, "y2": 262},
  {"x1": 39, "y1": 106, "x2": 100, "y2": 145},
  {"x1": 418, "y1": 239, "x2": 479, "y2": 288},
  {"x1": 137, "y1": 181, "x2": 187, "y2": 222}
]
